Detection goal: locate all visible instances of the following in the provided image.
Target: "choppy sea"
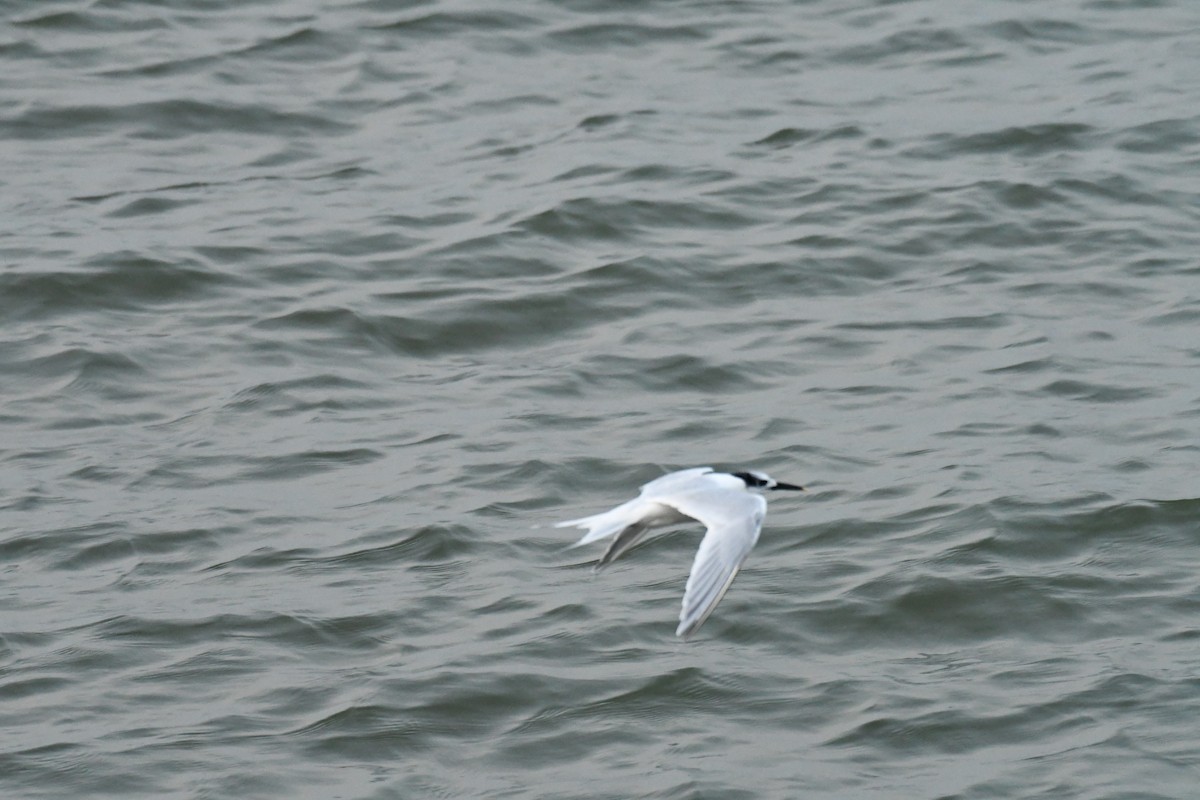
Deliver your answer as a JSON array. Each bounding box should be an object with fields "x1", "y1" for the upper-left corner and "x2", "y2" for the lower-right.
[{"x1": 2, "y1": 1, "x2": 1199, "y2": 797}]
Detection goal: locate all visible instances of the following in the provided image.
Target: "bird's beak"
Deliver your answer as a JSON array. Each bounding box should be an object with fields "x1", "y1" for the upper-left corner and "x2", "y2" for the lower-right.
[{"x1": 772, "y1": 481, "x2": 805, "y2": 491}]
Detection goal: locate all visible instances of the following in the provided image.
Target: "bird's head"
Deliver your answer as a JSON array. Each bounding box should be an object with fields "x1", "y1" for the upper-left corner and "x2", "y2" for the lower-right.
[{"x1": 732, "y1": 470, "x2": 805, "y2": 491}]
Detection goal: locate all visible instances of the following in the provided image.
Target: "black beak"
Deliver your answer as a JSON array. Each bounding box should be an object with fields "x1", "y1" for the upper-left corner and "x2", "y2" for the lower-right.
[{"x1": 772, "y1": 481, "x2": 805, "y2": 491}]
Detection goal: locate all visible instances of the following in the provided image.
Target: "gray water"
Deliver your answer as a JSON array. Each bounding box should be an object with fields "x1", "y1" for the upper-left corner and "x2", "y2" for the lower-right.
[{"x1": 2, "y1": 0, "x2": 1199, "y2": 797}]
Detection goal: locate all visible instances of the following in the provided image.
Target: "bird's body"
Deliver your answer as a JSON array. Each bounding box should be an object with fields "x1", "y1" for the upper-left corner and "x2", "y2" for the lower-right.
[{"x1": 556, "y1": 467, "x2": 803, "y2": 639}]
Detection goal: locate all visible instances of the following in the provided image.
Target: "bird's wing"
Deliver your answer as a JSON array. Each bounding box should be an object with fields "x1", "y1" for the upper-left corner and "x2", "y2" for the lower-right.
[
  {"x1": 638, "y1": 467, "x2": 713, "y2": 498},
  {"x1": 655, "y1": 489, "x2": 767, "y2": 639}
]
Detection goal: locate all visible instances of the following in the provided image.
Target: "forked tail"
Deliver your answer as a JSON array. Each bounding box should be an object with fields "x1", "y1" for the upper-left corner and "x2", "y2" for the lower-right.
[{"x1": 554, "y1": 502, "x2": 639, "y2": 548}]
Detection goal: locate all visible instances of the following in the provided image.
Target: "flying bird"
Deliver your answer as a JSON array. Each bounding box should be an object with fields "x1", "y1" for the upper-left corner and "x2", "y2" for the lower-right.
[{"x1": 556, "y1": 467, "x2": 804, "y2": 639}]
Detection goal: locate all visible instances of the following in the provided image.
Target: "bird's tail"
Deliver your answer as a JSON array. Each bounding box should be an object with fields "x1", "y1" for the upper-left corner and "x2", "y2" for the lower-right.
[{"x1": 554, "y1": 501, "x2": 639, "y2": 548}]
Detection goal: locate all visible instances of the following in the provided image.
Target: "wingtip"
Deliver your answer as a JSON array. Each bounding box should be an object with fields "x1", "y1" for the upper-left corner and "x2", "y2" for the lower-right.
[{"x1": 675, "y1": 616, "x2": 700, "y2": 640}]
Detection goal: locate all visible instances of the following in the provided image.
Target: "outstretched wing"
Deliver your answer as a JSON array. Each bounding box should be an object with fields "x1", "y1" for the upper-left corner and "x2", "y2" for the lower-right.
[
  {"x1": 638, "y1": 467, "x2": 713, "y2": 498},
  {"x1": 657, "y1": 489, "x2": 767, "y2": 639}
]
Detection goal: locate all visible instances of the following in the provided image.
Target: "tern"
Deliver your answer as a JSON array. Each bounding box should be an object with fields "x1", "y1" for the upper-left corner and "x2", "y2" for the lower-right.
[{"x1": 556, "y1": 467, "x2": 804, "y2": 639}]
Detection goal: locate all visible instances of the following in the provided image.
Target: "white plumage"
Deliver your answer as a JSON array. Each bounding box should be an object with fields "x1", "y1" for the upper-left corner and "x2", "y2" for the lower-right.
[{"x1": 556, "y1": 467, "x2": 804, "y2": 639}]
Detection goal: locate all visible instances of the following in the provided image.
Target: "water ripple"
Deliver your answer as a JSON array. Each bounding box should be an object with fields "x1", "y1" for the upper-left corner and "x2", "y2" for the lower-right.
[{"x1": 3, "y1": 0, "x2": 1199, "y2": 797}]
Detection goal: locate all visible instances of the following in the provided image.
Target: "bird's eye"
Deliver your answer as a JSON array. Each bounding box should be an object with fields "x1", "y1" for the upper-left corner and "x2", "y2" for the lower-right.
[{"x1": 732, "y1": 471, "x2": 767, "y2": 487}]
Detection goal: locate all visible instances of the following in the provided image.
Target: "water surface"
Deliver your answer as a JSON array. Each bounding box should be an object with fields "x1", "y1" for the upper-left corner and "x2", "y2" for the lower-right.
[{"x1": 2, "y1": 1, "x2": 1199, "y2": 797}]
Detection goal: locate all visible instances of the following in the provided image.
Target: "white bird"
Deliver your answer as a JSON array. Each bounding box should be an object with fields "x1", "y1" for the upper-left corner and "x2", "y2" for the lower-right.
[{"x1": 556, "y1": 467, "x2": 804, "y2": 639}]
